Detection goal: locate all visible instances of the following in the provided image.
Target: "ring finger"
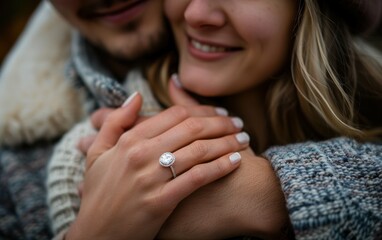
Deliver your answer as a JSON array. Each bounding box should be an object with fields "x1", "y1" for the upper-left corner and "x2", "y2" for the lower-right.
[{"x1": 159, "y1": 132, "x2": 250, "y2": 180}]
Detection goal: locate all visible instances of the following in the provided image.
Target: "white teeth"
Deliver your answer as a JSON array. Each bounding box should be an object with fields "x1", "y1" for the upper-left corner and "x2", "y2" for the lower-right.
[{"x1": 191, "y1": 39, "x2": 227, "y2": 53}]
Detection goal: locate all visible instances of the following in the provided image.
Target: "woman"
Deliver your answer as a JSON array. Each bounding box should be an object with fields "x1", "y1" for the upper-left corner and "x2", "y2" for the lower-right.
[{"x1": 50, "y1": 0, "x2": 382, "y2": 239}]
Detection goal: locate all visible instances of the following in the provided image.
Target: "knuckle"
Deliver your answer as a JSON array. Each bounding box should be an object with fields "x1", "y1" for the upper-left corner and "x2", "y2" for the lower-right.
[
  {"x1": 222, "y1": 117, "x2": 236, "y2": 132},
  {"x1": 169, "y1": 105, "x2": 189, "y2": 119},
  {"x1": 224, "y1": 136, "x2": 239, "y2": 150},
  {"x1": 125, "y1": 145, "x2": 146, "y2": 168},
  {"x1": 189, "y1": 166, "x2": 207, "y2": 187},
  {"x1": 133, "y1": 173, "x2": 149, "y2": 188},
  {"x1": 183, "y1": 118, "x2": 203, "y2": 135},
  {"x1": 117, "y1": 132, "x2": 134, "y2": 147},
  {"x1": 215, "y1": 158, "x2": 229, "y2": 175},
  {"x1": 190, "y1": 140, "x2": 209, "y2": 158}
]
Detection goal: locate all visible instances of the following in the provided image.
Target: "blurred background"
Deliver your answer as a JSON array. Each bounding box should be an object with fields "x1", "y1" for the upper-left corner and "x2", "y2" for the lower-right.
[
  {"x1": 0, "y1": 1, "x2": 381, "y2": 66},
  {"x1": 0, "y1": 1, "x2": 40, "y2": 65}
]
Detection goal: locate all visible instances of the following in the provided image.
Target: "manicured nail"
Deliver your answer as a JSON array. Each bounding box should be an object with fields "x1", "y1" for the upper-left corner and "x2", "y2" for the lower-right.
[
  {"x1": 236, "y1": 132, "x2": 250, "y2": 144},
  {"x1": 122, "y1": 92, "x2": 138, "y2": 107},
  {"x1": 229, "y1": 152, "x2": 242, "y2": 165},
  {"x1": 171, "y1": 73, "x2": 182, "y2": 88},
  {"x1": 231, "y1": 117, "x2": 244, "y2": 129},
  {"x1": 215, "y1": 107, "x2": 228, "y2": 116}
]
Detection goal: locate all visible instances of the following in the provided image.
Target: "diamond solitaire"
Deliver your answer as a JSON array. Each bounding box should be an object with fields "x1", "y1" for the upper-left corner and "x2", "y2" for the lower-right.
[{"x1": 159, "y1": 152, "x2": 176, "y2": 167}]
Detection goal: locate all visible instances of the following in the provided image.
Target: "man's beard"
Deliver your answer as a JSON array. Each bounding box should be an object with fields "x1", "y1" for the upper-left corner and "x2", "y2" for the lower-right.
[
  {"x1": 88, "y1": 21, "x2": 173, "y2": 79},
  {"x1": 115, "y1": 24, "x2": 171, "y2": 63}
]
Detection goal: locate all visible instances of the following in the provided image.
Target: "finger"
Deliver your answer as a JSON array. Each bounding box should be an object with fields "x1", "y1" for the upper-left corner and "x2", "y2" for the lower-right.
[
  {"x1": 91, "y1": 108, "x2": 115, "y2": 130},
  {"x1": 130, "y1": 105, "x2": 228, "y2": 139},
  {"x1": 91, "y1": 107, "x2": 149, "y2": 130},
  {"x1": 147, "y1": 116, "x2": 244, "y2": 153},
  {"x1": 87, "y1": 92, "x2": 142, "y2": 169},
  {"x1": 171, "y1": 132, "x2": 250, "y2": 176},
  {"x1": 77, "y1": 134, "x2": 97, "y2": 155},
  {"x1": 163, "y1": 152, "x2": 242, "y2": 206},
  {"x1": 169, "y1": 74, "x2": 199, "y2": 106}
]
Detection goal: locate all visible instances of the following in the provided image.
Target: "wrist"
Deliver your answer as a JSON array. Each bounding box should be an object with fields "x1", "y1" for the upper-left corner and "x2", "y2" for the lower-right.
[
  {"x1": 253, "y1": 157, "x2": 290, "y2": 238},
  {"x1": 236, "y1": 153, "x2": 290, "y2": 238}
]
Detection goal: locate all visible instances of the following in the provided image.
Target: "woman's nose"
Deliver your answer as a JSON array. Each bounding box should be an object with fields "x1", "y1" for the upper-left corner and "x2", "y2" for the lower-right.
[{"x1": 184, "y1": 0, "x2": 226, "y2": 29}]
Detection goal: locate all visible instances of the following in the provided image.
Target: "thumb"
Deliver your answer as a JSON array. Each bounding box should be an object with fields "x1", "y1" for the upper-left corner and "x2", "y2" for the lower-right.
[
  {"x1": 86, "y1": 92, "x2": 143, "y2": 169},
  {"x1": 169, "y1": 74, "x2": 199, "y2": 106},
  {"x1": 91, "y1": 108, "x2": 114, "y2": 130}
]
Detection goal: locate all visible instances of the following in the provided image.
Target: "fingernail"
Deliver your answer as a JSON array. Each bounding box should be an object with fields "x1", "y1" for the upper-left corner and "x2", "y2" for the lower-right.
[
  {"x1": 122, "y1": 92, "x2": 138, "y2": 107},
  {"x1": 231, "y1": 117, "x2": 244, "y2": 129},
  {"x1": 236, "y1": 132, "x2": 250, "y2": 144},
  {"x1": 229, "y1": 152, "x2": 242, "y2": 165},
  {"x1": 171, "y1": 73, "x2": 182, "y2": 88},
  {"x1": 215, "y1": 107, "x2": 228, "y2": 116}
]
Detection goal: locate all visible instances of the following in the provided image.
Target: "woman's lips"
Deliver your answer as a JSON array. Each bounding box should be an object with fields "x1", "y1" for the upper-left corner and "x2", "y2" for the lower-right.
[{"x1": 80, "y1": 0, "x2": 149, "y2": 26}]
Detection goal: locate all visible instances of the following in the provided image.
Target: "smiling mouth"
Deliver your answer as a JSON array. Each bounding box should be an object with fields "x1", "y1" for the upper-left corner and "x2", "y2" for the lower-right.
[
  {"x1": 80, "y1": 0, "x2": 148, "y2": 19},
  {"x1": 190, "y1": 38, "x2": 242, "y2": 53}
]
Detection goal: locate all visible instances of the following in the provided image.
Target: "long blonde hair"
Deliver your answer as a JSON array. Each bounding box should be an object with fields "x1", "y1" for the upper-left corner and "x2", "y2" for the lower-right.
[
  {"x1": 268, "y1": 0, "x2": 382, "y2": 144},
  {"x1": 146, "y1": 0, "x2": 382, "y2": 149}
]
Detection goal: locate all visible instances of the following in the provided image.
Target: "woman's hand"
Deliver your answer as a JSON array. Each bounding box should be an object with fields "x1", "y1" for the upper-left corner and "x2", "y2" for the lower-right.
[
  {"x1": 158, "y1": 148, "x2": 291, "y2": 239},
  {"x1": 156, "y1": 78, "x2": 291, "y2": 239},
  {"x1": 67, "y1": 92, "x2": 249, "y2": 239}
]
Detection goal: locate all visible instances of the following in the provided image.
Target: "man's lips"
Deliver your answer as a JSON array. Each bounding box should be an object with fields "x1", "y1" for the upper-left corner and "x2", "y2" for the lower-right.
[{"x1": 79, "y1": 0, "x2": 147, "y2": 19}]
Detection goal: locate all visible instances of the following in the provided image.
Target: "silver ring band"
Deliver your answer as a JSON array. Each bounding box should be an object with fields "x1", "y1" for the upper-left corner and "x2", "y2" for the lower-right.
[
  {"x1": 159, "y1": 152, "x2": 177, "y2": 179},
  {"x1": 169, "y1": 166, "x2": 176, "y2": 178}
]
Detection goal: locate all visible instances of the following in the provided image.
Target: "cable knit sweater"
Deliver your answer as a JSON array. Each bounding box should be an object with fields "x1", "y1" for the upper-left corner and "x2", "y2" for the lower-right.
[{"x1": 0, "y1": 2, "x2": 381, "y2": 240}]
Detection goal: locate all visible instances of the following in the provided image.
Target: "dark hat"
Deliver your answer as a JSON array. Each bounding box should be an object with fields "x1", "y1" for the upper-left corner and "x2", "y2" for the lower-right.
[{"x1": 328, "y1": 0, "x2": 382, "y2": 34}]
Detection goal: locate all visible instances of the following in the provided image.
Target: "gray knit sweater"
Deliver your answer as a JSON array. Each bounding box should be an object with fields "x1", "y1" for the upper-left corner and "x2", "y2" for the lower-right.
[{"x1": 264, "y1": 138, "x2": 382, "y2": 239}]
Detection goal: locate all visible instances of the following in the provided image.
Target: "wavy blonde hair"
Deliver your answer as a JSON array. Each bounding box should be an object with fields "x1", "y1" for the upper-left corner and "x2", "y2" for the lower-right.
[
  {"x1": 146, "y1": 0, "x2": 382, "y2": 148},
  {"x1": 267, "y1": 0, "x2": 382, "y2": 144}
]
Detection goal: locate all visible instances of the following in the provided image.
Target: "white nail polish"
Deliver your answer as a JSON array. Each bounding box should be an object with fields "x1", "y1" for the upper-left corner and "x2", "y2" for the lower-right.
[
  {"x1": 122, "y1": 92, "x2": 138, "y2": 107},
  {"x1": 229, "y1": 152, "x2": 241, "y2": 164},
  {"x1": 236, "y1": 132, "x2": 250, "y2": 144},
  {"x1": 215, "y1": 107, "x2": 228, "y2": 116},
  {"x1": 171, "y1": 73, "x2": 182, "y2": 88},
  {"x1": 231, "y1": 117, "x2": 244, "y2": 129}
]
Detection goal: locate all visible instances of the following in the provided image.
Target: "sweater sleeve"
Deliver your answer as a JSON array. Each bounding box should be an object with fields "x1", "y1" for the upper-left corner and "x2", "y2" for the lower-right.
[
  {"x1": 46, "y1": 120, "x2": 96, "y2": 234},
  {"x1": 263, "y1": 137, "x2": 382, "y2": 240}
]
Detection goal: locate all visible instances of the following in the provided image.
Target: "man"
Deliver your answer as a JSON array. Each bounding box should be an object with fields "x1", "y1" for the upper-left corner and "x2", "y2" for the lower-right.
[{"x1": 50, "y1": 0, "x2": 170, "y2": 79}]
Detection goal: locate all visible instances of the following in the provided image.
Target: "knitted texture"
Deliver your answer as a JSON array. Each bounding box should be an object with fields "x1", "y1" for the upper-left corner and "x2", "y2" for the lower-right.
[
  {"x1": 46, "y1": 121, "x2": 94, "y2": 233},
  {"x1": 264, "y1": 138, "x2": 382, "y2": 239},
  {"x1": 0, "y1": 143, "x2": 54, "y2": 239}
]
